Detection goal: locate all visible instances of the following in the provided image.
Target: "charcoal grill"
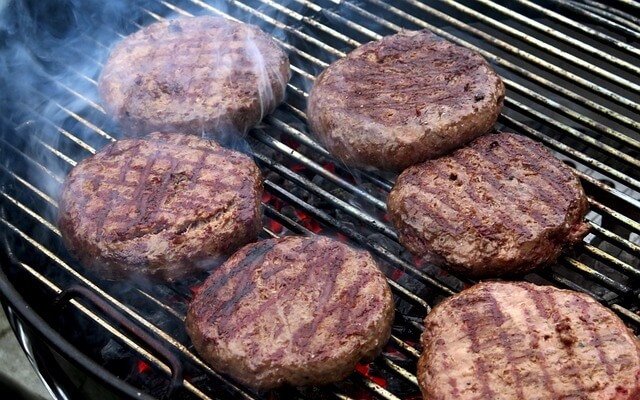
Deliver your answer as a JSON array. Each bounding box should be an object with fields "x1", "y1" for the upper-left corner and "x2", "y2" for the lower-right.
[{"x1": 1, "y1": 0, "x2": 639, "y2": 399}]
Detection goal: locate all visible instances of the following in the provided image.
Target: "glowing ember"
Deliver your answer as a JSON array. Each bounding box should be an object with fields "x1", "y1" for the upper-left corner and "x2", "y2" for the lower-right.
[
  {"x1": 267, "y1": 219, "x2": 284, "y2": 234},
  {"x1": 391, "y1": 269, "x2": 405, "y2": 281},
  {"x1": 295, "y1": 209, "x2": 323, "y2": 233},
  {"x1": 323, "y1": 162, "x2": 336, "y2": 173},
  {"x1": 336, "y1": 232, "x2": 349, "y2": 242},
  {"x1": 136, "y1": 359, "x2": 151, "y2": 374},
  {"x1": 189, "y1": 283, "x2": 202, "y2": 296},
  {"x1": 355, "y1": 363, "x2": 387, "y2": 388}
]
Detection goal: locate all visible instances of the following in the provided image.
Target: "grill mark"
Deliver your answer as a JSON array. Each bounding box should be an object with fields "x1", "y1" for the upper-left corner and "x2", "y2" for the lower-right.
[
  {"x1": 530, "y1": 287, "x2": 587, "y2": 395},
  {"x1": 204, "y1": 239, "x2": 378, "y2": 358},
  {"x1": 102, "y1": 16, "x2": 289, "y2": 138},
  {"x1": 84, "y1": 141, "x2": 258, "y2": 243},
  {"x1": 447, "y1": 377, "x2": 460, "y2": 397},
  {"x1": 491, "y1": 135, "x2": 579, "y2": 224},
  {"x1": 325, "y1": 36, "x2": 490, "y2": 120},
  {"x1": 521, "y1": 302, "x2": 557, "y2": 397},
  {"x1": 400, "y1": 192, "x2": 459, "y2": 236},
  {"x1": 458, "y1": 295, "x2": 496, "y2": 399},
  {"x1": 327, "y1": 266, "x2": 374, "y2": 338},
  {"x1": 260, "y1": 240, "x2": 316, "y2": 280},
  {"x1": 475, "y1": 138, "x2": 553, "y2": 228},
  {"x1": 188, "y1": 150, "x2": 208, "y2": 191},
  {"x1": 223, "y1": 240, "x2": 322, "y2": 333},
  {"x1": 485, "y1": 292, "x2": 525, "y2": 399},
  {"x1": 456, "y1": 147, "x2": 539, "y2": 237},
  {"x1": 118, "y1": 25, "x2": 275, "y2": 90},
  {"x1": 291, "y1": 243, "x2": 345, "y2": 349},
  {"x1": 399, "y1": 165, "x2": 470, "y2": 235},
  {"x1": 171, "y1": 198, "x2": 235, "y2": 236},
  {"x1": 204, "y1": 240, "x2": 277, "y2": 320},
  {"x1": 449, "y1": 155, "x2": 533, "y2": 240},
  {"x1": 434, "y1": 159, "x2": 486, "y2": 233},
  {"x1": 576, "y1": 297, "x2": 615, "y2": 377},
  {"x1": 116, "y1": 154, "x2": 178, "y2": 238},
  {"x1": 94, "y1": 142, "x2": 140, "y2": 241},
  {"x1": 213, "y1": 239, "x2": 332, "y2": 336},
  {"x1": 516, "y1": 139, "x2": 576, "y2": 197}
]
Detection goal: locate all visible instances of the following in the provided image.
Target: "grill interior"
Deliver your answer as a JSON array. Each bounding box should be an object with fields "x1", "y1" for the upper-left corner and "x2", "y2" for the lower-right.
[{"x1": 1, "y1": 0, "x2": 639, "y2": 399}]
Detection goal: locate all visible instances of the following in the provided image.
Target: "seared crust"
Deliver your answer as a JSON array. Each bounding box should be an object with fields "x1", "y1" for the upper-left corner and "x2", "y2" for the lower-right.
[
  {"x1": 185, "y1": 236, "x2": 395, "y2": 390},
  {"x1": 57, "y1": 132, "x2": 263, "y2": 281},
  {"x1": 387, "y1": 131, "x2": 589, "y2": 277},
  {"x1": 307, "y1": 30, "x2": 505, "y2": 170},
  {"x1": 418, "y1": 281, "x2": 640, "y2": 400},
  {"x1": 99, "y1": 16, "x2": 290, "y2": 137}
]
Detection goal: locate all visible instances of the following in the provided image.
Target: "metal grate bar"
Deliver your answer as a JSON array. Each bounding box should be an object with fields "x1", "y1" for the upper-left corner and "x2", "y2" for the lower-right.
[
  {"x1": 186, "y1": 0, "x2": 346, "y2": 58},
  {"x1": 2, "y1": 1, "x2": 639, "y2": 398},
  {"x1": 374, "y1": 0, "x2": 639, "y2": 112},
  {"x1": 504, "y1": 79, "x2": 640, "y2": 153},
  {"x1": 0, "y1": 135, "x2": 64, "y2": 186},
  {"x1": 337, "y1": 1, "x2": 640, "y2": 144},
  {"x1": 557, "y1": 0, "x2": 640, "y2": 37},
  {"x1": 0, "y1": 214, "x2": 257, "y2": 399},
  {"x1": 499, "y1": 115, "x2": 640, "y2": 198},
  {"x1": 588, "y1": 222, "x2": 640, "y2": 256},
  {"x1": 612, "y1": 304, "x2": 640, "y2": 327},
  {"x1": 187, "y1": 0, "x2": 640, "y2": 161},
  {"x1": 176, "y1": 0, "x2": 640, "y2": 200},
  {"x1": 472, "y1": 0, "x2": 640, "y2": 75},
  {"x1": 251, "y1": 136, "x2": 395, "y2": 238},
  {"x1": 506, "y1": 93, "x2": 639, "y2": 172},
  {"x1": 0, "y1": 164, "x2": 57, "y2": 207},
  {"x1": 389, "y1": 335, "x2": 421, "y2": 359},
  {"x1": 0, "y1": 218, "x2": 217, "y2": 399},
  {"x1": 435, "y1": 0, "x2": 640, "y2": 91},
  {"x1": 588, "y1": 198, "x2": 640, "y2": 235},
  {"x1": 254, "y1": 127, "x2": 388, "y2": 210},
  {"x1": 516, "y1": 0, "x2": 640, "y2": 56},
  {"x1": 576, "y1": 1, "x2": 640, "y2": 31},
  {"x1": 381, "y1": 358, "x2": 419, "y2": 387},
  {"x1": 16, "y1": 0, "x2": 640, "y2": 300},
  {"x1": 581, "y1": 242, "x2": 640, "y2": 278},
  {"x1": 261, "y1": 178, "x2": 457, "y2": 298},
  {"x1": 292, "y1": 0, "x2": 382, "y2": 40},
  {"x1": 561, "y1": 256, "x2": 631, "y2": 294}
]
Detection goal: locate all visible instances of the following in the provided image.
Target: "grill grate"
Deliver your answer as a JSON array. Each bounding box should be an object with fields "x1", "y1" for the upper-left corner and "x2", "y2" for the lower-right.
[{"x1": 1, "y1": 0, "x2": 639, "y2": 399}]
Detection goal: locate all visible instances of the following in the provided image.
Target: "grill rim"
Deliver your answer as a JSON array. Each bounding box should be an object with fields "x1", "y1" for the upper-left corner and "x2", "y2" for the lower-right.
[{"x1": 0, "y1": 259, "x2": 157, "y2": 400}]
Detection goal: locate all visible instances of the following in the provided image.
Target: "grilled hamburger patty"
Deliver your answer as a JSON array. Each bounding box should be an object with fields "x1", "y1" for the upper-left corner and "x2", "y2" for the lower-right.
[
  {"x1": 99, "y1": 16, "x2": 290, "y2": 137},
  {"x1": 387, "y1": 131, "x2": 589, "y2": 277},
  {"x1": 306, "y1": 30, "x2": 505, "y2": 170},
  {"x1": 57, "y1": 132, "x2": 263, "y2": 281},
  {"x1": 418, "y1": 281, "x2": 640, "y2": 400},
  {"x1": 185, "y1": 236, "x2": 395, "y2": 390}
]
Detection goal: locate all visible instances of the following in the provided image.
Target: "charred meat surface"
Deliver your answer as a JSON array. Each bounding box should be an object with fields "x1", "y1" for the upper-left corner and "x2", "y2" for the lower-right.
[
  {"x1": 418, "y1": 281, "x2": 640, "y2": 400},
  {"x1": 185, "y1": 235, "x2": 395, "y2": 390},
  {"x1": 387, "y1": 131, "x2": 589, "y2": 277},
  {"x1": 57, "y1": 132, "x2": 263, "y2": 281},
  {"x1": 99, "y1": 16, "x2": 290, "y2": 138},
  {"x1": 306, "y1": 30, "x2": 505, "y2": 170}
]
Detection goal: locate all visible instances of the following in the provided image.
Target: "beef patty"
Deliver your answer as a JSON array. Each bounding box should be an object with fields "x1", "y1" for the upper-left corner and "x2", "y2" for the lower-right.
[
  {"x1": 306, "y1": 30, "x2": 505, "y2": 170},
  {"x1": 418, "y1": 281, "x2": 640, "y2": 400},
  {"x1": 99, "y1": 16, "x2": 290, "y2": 138},
  {"x1": 57, "y1": 132, "x2": 263, "y2": 281},
  {"x1": 387, "y1": 131, "x2": 589, "y2": 277},
  {"x1": 185, "y1": 235, "x2": 395, "y2": 390}
]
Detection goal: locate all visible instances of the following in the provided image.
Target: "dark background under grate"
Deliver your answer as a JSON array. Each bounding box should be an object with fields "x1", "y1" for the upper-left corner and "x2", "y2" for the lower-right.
[{"x1": 1, "y1": 0, "x2": 639, "y2": 399}]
